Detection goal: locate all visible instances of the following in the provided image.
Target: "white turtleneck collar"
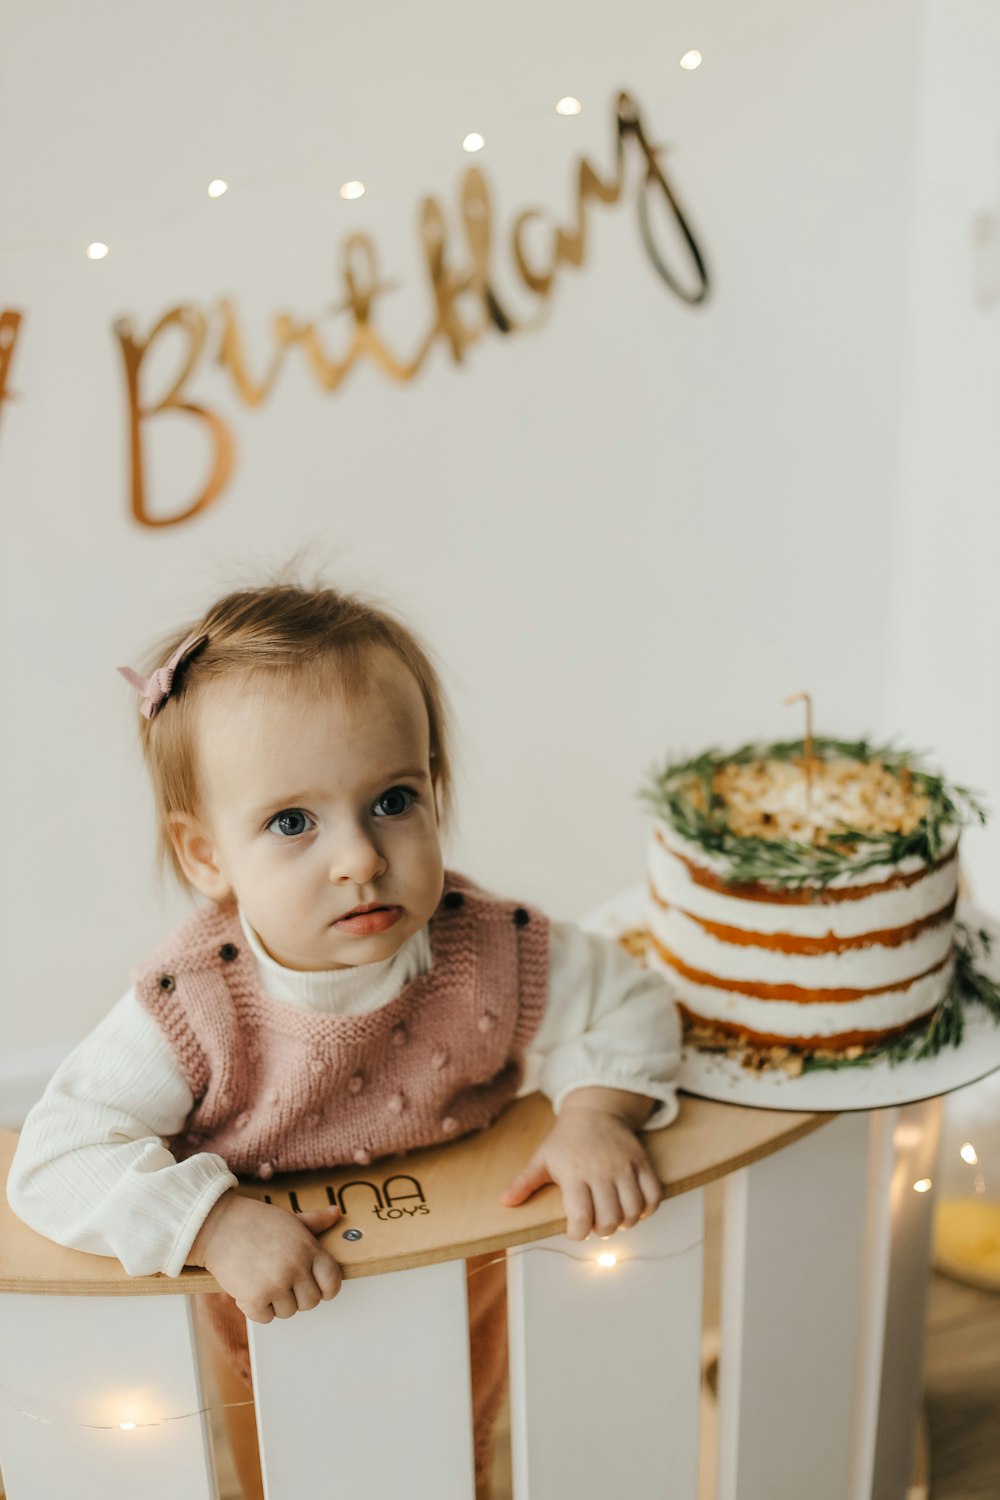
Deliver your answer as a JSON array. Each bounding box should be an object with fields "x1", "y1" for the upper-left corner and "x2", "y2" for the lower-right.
[{"x1": 237, "y1": 906, "x2": 431, "y2": 1016}]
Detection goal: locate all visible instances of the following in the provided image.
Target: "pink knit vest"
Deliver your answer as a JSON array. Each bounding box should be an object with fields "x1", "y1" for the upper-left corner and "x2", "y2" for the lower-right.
[{"x1": 133, "y1": 871, "x2": 549, "y2": 1177}]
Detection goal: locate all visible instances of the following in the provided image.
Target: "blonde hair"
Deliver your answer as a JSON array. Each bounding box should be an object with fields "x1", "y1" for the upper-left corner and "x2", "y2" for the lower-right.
[{"x1": 131, "y1": 581, "x2": 455, "y2": 888}]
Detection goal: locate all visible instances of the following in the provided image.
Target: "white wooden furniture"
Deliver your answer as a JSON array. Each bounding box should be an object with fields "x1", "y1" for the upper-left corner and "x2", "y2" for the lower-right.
[{"x1": 0, "y1": 1090, "x2": 940, "y2": 1499}]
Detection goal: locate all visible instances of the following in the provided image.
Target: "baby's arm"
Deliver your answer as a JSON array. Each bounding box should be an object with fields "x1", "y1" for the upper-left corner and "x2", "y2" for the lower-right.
[
  {"x1": 502, "y1": 922, "x2": 681, "y2": 1239},
  {"x1": 8, "y1": 991, "x2": 238, "y2": 1275},
  {"x1": 8, "y1": 992, "x2": 342, "y2": 1320}
]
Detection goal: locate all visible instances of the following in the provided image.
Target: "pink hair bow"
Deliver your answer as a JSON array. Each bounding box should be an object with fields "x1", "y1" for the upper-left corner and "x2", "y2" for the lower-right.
[{"x1": 117, "y1": 632, "x2": 208, "y2": 720}]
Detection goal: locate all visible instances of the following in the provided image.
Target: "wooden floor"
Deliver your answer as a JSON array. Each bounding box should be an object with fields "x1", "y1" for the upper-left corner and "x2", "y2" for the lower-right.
[{"x1": 922, "y1": 1271, "x2": 1000, "y2": 1499}]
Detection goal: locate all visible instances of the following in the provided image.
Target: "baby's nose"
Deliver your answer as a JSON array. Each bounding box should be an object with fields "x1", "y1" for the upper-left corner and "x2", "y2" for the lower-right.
[{"x1": 329, "y1": 828, "x2": 387, "y2": 884}]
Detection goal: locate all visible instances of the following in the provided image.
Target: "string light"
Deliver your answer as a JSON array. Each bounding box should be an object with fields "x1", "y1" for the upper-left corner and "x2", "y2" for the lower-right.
[
  {"x1": 0, "y1": 1236, "x2": 703, "y2": 1435},
  {"x1": 961, "y1": 1142, "x2": 979, "y2": 1165},
  {"x1": 679, "y1": 50, "x2": 703, "y2": 70},
  {"x1": 467, "y1": 1235, "x2": 703, "y2": 1278},
  {"x1": 0, "y1": 1383, "x2": 254, "y2": 1432},
  {"x1": 4, "y1": 91, "x2": 615, "y2": 261},
  {"x1": 913, "y1": 1178, "x2": 933, "y2": 1193}
]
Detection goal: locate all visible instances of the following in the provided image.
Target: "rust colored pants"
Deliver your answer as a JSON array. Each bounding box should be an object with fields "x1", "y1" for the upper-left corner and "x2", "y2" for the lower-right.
[{"x1": 199, "y1": 1251, "x2": 507, "y2": 1500}]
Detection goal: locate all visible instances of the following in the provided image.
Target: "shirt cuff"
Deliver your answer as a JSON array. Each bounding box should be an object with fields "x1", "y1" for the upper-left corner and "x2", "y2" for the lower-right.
[
  {"x1": 550, "y1": 1077, "x2": 679, "y2": 1130},
  {"x1": 162, "y1": 1157, "x2": 239, "y2": 1278}
]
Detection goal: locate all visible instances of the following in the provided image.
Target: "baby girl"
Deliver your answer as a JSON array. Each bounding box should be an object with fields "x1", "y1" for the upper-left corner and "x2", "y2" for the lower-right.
[{"x1": 8, "y1": 579, "x2": 681, "y2": 1498}]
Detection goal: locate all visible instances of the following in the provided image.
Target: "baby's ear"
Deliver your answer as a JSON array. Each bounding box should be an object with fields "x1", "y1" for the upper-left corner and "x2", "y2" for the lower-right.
[{"x1": 167, "y1": 814, "x2": 232, "y2": 902}]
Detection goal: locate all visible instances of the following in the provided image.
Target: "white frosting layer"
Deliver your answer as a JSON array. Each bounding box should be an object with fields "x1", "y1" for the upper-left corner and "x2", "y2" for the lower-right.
[
  {"x1": 649, "y1": 905, "x2": 953, "y2": 990},
  {"x1": 647, "y1": 946, "x2": 952, "y2": 1041},
  {"x1": 649, "y1": 822, "x2": 958, "y2": 939}
]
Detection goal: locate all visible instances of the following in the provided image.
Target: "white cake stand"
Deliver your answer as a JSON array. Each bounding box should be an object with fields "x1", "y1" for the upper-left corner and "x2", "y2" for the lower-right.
[{"x1": 583, "y1": 886, "x2": 1000, "y2": 1112}]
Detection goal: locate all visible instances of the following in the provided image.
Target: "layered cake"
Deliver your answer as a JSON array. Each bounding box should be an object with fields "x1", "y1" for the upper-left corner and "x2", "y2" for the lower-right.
[{"x1": 639, "y1": 739, "x2": 980, "y2": 1061}]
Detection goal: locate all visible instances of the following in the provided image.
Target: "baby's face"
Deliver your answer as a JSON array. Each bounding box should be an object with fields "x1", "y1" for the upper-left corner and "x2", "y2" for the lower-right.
[{"x1": 179, "y1": 647, "x2": 445, "y2": 970}]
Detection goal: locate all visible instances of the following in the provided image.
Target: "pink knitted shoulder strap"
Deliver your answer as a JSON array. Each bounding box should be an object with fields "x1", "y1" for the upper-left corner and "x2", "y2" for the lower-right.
[
  {"x1": 439, "y1": 870, "x2": 550, "y2": 1050},
  {"x1": 132, "y1": 900, "x2": 243, "y2": 1098}
]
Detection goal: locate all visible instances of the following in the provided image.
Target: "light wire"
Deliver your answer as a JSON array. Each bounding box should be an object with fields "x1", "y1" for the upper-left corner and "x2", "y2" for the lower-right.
[{"x1": 0, "y1": 1233, "x2": 703, "y2": 1431}]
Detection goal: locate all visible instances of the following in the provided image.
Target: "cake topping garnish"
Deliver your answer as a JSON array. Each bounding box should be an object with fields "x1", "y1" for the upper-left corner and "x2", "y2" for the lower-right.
[{"x1": 640, "y1": 737, "x2": 986, "y2": 889}]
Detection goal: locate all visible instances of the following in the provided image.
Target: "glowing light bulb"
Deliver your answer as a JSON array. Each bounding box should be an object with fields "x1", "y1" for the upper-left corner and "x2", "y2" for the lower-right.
[
  {"x1": 913, "y1": 1178, "x2": 933, "y2": 1193},
  {"x1": 119, "y1": 1421, "x2": 137, "y2": 1431},
  {"x1": 597, "y1": 1251, "x2": 617, "y2": 1268},
  {"x1": 462, "y1": 133, "x2": 485, "y2": 153},
  {"x1": 680, "y1": 50, "x2": 703, "y2": 70},
  {"x1": 556, "y1": 97, "x2": 582, "y2": 116},
  {"x1": 961, "y1": 1142, "x2": 979, "y2": 1165},
  {"x1": 86, "y1": 242, "x2": 109, "y2": 261},
  {"x1": 339, "y1": 180, "x2": 366, "y2": 200},
  {"x1": 207, "y1": 179, "x2": 229, "y2": 199}
]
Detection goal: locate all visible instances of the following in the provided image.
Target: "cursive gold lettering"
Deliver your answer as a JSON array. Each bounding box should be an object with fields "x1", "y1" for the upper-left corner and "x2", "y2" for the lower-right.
[
  {"x1": 216, "y1": 298, "x2": 288, "y2": 406},
  {"x1": 512, "y1": 210, "x2": 555, "y2": 296},
  {"x1": 331, "y1": 234, "x2": 417, "y2": 383},
  {"x1": 616, "y1": 91, "x2": 710, "y2": 304},
  {"x1": 461, "y1": 169, "x2": 517, "y2": 335},
  {"x1": 414, "y1": 194, "x2": 483, "y2": 367},
  {"x1": 0, "y1": 310, "x2": 24, "y2": 436},
  {"x1": 115, "y1": 307, "x2": 235, "y2": 528},
  {"x1": 115, "y1": 89, "x2": 710, "y2": 527},
  {"x1": 554, "y1": 156, "x2": 624, "y2": 271}
]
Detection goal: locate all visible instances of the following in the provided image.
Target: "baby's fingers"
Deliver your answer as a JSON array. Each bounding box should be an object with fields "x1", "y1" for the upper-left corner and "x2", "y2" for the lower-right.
[
  {"x1": 269, "y1": 1288, "x2": 299, "y2": 1320},
  {"x1": 293, "y1": 1275, "x2": 323, "y2": 1313},
  {"x1": 636, "y1": 1160, "x2": 664, "y2": 1217},
  {"x1": 314, "y1": 1253, "x2": 343, "y2": 1301},
  {"x1": 591, "y1": 1183, "x2": 624, "y2": 1239},
  {"x1": 298, "y1": 1205, "x2": 342, "y2": 1236},
  {"x1": 562, "y1": 1181, "x2": 595, "y2": 1241},
  {"x1": 239, "y1": 1299, "x2": 275, "y2": 1326},
  {"x1": 616, "y1": 1170, "x2": 646, "y2": 1229},
  {"x1": 500, "y1": 1156, "x2": 553, "y2": 1208}
]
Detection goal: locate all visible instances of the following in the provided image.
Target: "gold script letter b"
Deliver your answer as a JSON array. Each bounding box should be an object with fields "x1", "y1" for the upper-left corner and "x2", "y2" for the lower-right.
[{"x1": 115, "y1": 307, "x2": 234, "y2": 528}]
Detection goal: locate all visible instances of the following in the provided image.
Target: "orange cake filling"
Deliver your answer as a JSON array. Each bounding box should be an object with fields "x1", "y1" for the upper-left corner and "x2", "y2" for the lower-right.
[
  {"x1": 677, "y1": 1003, "x2": 940, "y2": 1053},
  {"x1": 648, "y1": 880, "x2": 956, "y2": 955},
  {"x1": 647, "y1": 928, "x2": 951, "y2": 1004}
]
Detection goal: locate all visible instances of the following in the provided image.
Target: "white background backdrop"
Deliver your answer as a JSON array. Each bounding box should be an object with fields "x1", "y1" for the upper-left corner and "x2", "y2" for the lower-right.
[{"x1": 1, "y1": 0, "x2": 998, "y2": 1093}]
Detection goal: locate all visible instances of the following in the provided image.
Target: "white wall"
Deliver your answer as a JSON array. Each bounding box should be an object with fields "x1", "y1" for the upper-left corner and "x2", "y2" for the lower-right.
[
  {"x1": 0, "y1": 0, "x2": 963, "y2": 1077},
  {"x1": 887, "y1": 0, "x2": 1000, "y2": 906}
]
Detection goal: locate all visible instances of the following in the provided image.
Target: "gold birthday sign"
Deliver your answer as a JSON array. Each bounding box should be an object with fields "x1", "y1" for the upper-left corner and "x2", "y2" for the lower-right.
[{"x1": 115, "y1": 90, "x2": 711, "y2": 528}]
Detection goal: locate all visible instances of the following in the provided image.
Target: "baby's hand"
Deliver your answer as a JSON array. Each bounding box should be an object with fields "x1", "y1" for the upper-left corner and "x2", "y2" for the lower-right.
[
  {"x1": 500, "y1": 1087, "x2": 663, "y2": 1241},
  {"x1": 187, "y1": 1191, "x2": 343, "y2": 1323}
]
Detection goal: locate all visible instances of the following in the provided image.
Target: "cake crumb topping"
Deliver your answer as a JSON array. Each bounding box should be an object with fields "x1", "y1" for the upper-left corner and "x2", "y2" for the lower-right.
[{"x1": 689, "y1": 757, "x2": 929, "y2": 846}]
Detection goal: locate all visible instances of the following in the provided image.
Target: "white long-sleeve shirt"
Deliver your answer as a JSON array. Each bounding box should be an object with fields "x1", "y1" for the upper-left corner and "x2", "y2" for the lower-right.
[{"x1": 8, "y1": 906, "x2": 681, "y2": 1278}]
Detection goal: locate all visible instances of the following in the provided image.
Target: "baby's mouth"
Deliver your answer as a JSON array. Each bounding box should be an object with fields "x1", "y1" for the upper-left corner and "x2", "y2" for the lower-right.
[{"x1": 332, "y1": 904, "x2": 402, "y2": 932}]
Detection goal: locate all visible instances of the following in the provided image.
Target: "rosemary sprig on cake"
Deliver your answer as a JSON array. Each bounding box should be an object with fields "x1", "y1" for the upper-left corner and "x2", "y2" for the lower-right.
[{"x1": 639, "y1": 736, "x2": 986, "y2": 889}]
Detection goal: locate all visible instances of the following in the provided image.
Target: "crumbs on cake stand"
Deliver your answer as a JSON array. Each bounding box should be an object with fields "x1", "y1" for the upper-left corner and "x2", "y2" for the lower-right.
[{"x1": 614, "y1": 926, "x2": 865, "y2": 1079}]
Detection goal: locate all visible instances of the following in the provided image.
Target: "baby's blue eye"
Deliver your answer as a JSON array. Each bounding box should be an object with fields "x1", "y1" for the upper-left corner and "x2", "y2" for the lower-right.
[
  {"x1": 267, "y1": 809, "x2": 315, "y2": 838},
  {"x1": 373, "y1": 786, "x2": 416, "y2": 818}
]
